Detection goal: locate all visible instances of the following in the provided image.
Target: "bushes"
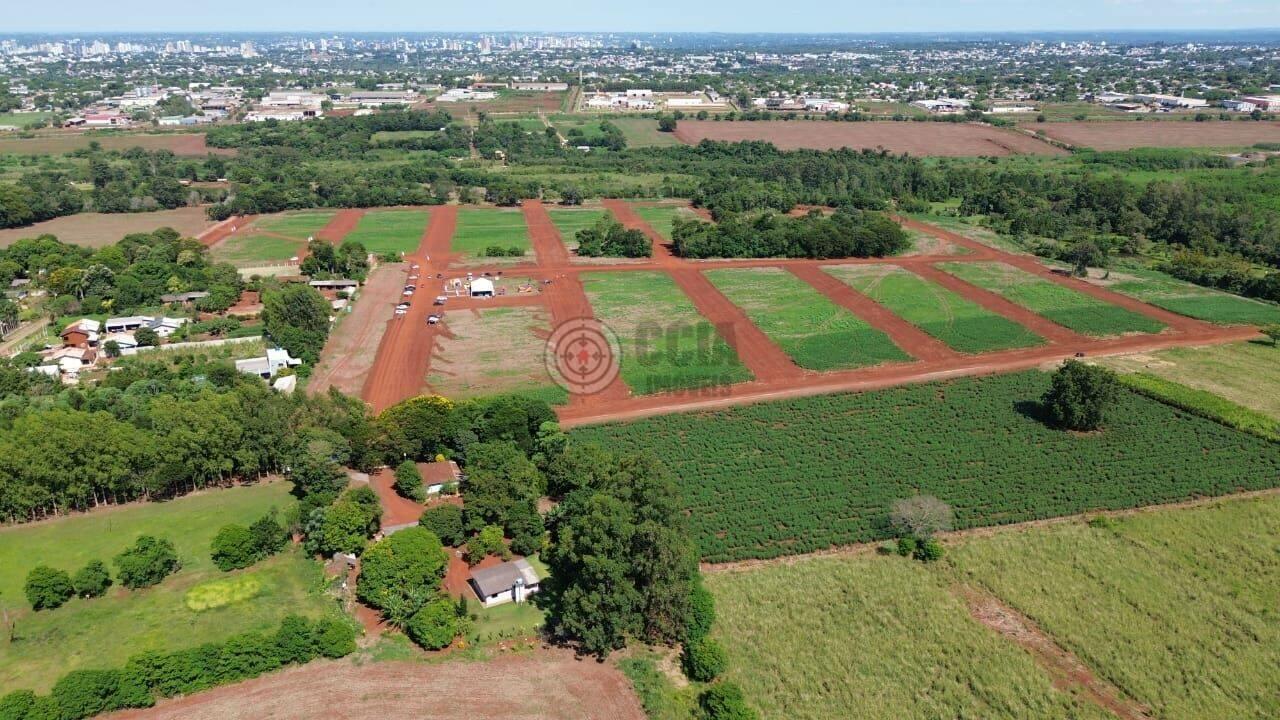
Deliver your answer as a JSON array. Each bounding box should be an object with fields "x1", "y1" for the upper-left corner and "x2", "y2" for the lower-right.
[
  {"x1": 211, "y1": 510, "x2": 289, "y2": 571},
  {"x1": 23, "y1": 566, "x2": 74, "y2": 610},
  {"x1": 356, "y1": 527, "x2": 449, "y2": 612},
  {"x1": 482, "y1": 245, "x2": 525, "y2": 257},
  {"x1": 71, "y1": 561, "x2": 112, "y2": 599},
  {"x1": 575, "y1": 218, "x2": 652, "y2": 258},
  {"x1": 465, "y1": 524, "x2": 509, "y2": 565},
  {"x1": 682, "y1": 636, "x2": 727, "y2": 682},
  {"x1": 419, "y1": 503, "x2": 465, "y2": 546},
  {"x1": 699, "y1": 681, "x2": 759, "y2": 720},
  {"x1": 114, "y1": 536, "x2": 180, "y2": 589},
  {"x1": 393, "y1": 461, "x2": 426, "y2": 502},
  {"x1": 405, "y1": 597, "x2": 464, "y2": 650},
  {"x1": 1042, "y1": 360, "x2": 1119, "y2": 431},
  {"x1": 311, "y1": 617, "x2": 359, "y2": 658}
]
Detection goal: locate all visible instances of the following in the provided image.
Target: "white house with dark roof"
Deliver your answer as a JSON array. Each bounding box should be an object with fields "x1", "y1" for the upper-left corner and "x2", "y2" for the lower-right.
[{"x1": 468, "y1": 558, "x2": 541, "y2": 608}]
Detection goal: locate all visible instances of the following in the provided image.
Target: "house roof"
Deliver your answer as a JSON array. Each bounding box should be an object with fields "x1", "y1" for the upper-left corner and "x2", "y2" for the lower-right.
[
  {"x1": 469, "y1": 558, "x2": 539, "y2": 599},
  {"x1": 418, "y1": 460, "x2": 461, "y2": 486},
  {"x1": 160, "y1": 291, "x2": 210, "y2": 302},
  {"x1": 309, "y1": 279, "x2": 358, "y2": 288},
  {"x1": 105, "y1": 315, "x2": 154, "y2": 327},
  {"x1": 470, "y1": 277, "x2": 495, "y2": 293}
]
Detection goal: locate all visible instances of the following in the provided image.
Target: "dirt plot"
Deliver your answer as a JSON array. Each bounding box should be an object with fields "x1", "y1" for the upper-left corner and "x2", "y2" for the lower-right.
[
  {"x1": 1036, "y1": 121, "x2": 1280, "y2": 150},
  {"x1": 426, "y1": 305, "x2": 567, "y2": 402},
  {"x1": 0, "y1": 131, "x2": 232, "y2": 156},
  {"x1": 308, "y1": 263, "x2": 407, "y2": 398},
  {"x1": 109, "y1": 651, "x2": 645, "y2": 720},
  {"x1": 0, "y1": 207, "x2": 215, "y2": 248},
  {"x1": 672, "y1": 120, "x2": 1065, "y2": 156}
]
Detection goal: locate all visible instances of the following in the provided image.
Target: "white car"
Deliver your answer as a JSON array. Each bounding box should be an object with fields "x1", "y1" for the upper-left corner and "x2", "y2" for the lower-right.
[
  {"x1": 394, "y1": 308, "x2": 407, "y2": 316},
  {"x1": 427, "y1": 314, "x2": 441, "y2": 325},
  {"x1": 396, "y1": 302, "x2": 411, "y2": 310},
  {"x1": 402, "y1": 289, "x2": 414, "y2": 297},
  {"x1": 434, "y1": 296, "x2": 447, "y2": 306}
]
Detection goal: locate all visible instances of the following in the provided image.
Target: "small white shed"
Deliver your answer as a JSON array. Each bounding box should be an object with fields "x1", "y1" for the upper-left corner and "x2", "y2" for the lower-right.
[{"x1": 470, "y1": 277, "x2": 495, "y2": 298}]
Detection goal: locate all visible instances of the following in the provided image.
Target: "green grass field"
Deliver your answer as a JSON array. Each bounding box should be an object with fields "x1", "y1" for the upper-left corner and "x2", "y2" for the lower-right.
[
  {"x1": 210, "y1": 233, "x2": 305, "y2": 265},
  {"x1": 1096, "y1": 340, "x2": 1280, "y2": 422},
  {"x1": 254, "y1": 210, "x2": 336, "y2": 241},
  {"x1": 825, "y1": 264, "x2": 1046, "y2": 353},
  {"x1": 0, "y1": 112, "x2": 56, "y2": 129},
  {"x1": 633, "y1": 203, "x2": 698, "y2": 239},
  {"x1": 707, "y1": 556, "x2": 1111, "y2": 720},
  {"x1": 0, "y1": 483, "x2": 333, "y2": 693},
  {"x1": 940, "y1": 262, "x2": 1167, "y2": 336},
  {"x1": 570, "y1": 371, "x2": 1280, "y2": 562},
  {"x1": 951, "y1": 495, "x2": 1280, "y2": 719},
  {"x1": 608, "y1": 118, "x2": 683, "y2": 148},
  {"x1": 705, "y1": 267, "x2": 909, "y2": 370},
  {"x1": 343, "y1": 209, "x2": 430, "y2": 256},
  {"x1": 581, "y1": 271, "x2": 752, "y2": 394},
  {"x1": 1103, "y1": 267, "x2": 1280, "y2": 325},
  {"x1": 451, "y1": 208, "x2": 532, "y2": 265},
  {"x1": 547, "y1": 207, "x2": 610, "y2": 246}
]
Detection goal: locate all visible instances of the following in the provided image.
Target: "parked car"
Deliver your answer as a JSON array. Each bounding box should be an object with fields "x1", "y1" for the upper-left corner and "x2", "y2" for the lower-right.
[
  {"x1": 394, "y1": 308, "x2": 407, "y2": 316},
  {"x1": 396, "y1": 302, "x2": 411, "y2": 310},
  {"x1": 427, "y1": 314, "x2": 441, "y2": 325},
  {"x1": 433, "y1": 296, "x2": 447, "y2": 305}
]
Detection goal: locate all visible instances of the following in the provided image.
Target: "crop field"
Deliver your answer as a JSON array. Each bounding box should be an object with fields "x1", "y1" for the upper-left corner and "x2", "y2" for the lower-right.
[
  {"x1": 426, "y1": 306, "x2": 568, "y2": 405},
  {"x1": 342, "y1": 209, "x2": 429, "y2": 256},
  {"x1": 939, "y1": 262, "x2": 1167, "y2": 336},
  {"x1": 0, "y1": 111, "x2": 56, "y2": 128},
  {"x1": 450, "y1": 208, "x2": 533, "y2": 265},
  {"x1": 210, "y1": 211, "x2": 336, "y2": 265},
  {"x1": 1097, "y1": 341, "x2": 1280, "y2": 422},
  {"x1": 900, "y1": 226, "x2": 971, "y2": 256},
  {"x1": 707, "y1": 555, "x2": 1110, "y2": 720},
  {"x1": 254, "y1": 210, "x2": 337, "y2": 241},
  {"x1": 548, "y1": 207, "x2": 610, "y2": 245},
  {"x1": 1036, "y1": 120, "x2": 1280, "y2": 150},
  {"x1": 433, "y1": 90, "x2": 567, "y2": 118},
  {"x1": 551, "y1": 117, "x2": 615, "y2": 144},
  {"x1": 631, "y1": 202, "x2": 700, "y2": 240},
  {"x1": 670, "y1": 120, "x2": 1066, "y2": 156},
  {"x1": 607, "y1": 117, "x2": 684, "y2": 148},
  {"x1": 581, "y1": 271, "x2": 752, "y2": 394},
  {"x1": 950, "y1": 495, "x2": 1280, "y2": 719},
  {"x1": 704, "y1": 267, "x2": 909, "y2": 370},
  {"x1": 0, "y1": 483, "x2": 332, "y2": 693},
  {"x1": 824, "y1": 264, "x2": 1045, "y2": 353},
  {"x1": 1099, "y1": 267, "x2": 1280, "y2": 325},
  {"x1": 0, "y1": 207, "x2": 215, "y2": 249},
  {"x1": 0, "y1": 131, "x2": 232, "y2": 157},
  {"x1": 570, "y1": 371, "x2": 1280, "y2": 562},
  {"x1": 907, "y1": 213, "x2": 1032, "y2": 255}
]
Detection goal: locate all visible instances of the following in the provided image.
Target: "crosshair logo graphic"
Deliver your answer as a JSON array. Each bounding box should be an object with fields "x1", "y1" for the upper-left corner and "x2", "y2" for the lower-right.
[{"x1": 545, "y1": 318, "x2": 621, "y2": 396}]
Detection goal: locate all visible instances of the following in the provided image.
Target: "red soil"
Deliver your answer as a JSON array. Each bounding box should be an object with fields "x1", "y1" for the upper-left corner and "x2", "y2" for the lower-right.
[
  {"x1": 672, "y1": 120, "x2": 1066, "y2": 156},
  {"x1": 1036, "y1": 120, "x2": 1280, "y2": 151},
  {"x1": 317, "y1": 208, "x2": 365, "y2": 243},
  {"x1": 196, "y1": 214, "x2": 255, "y2": 248},
  {"x1": 367, "y1": 467, "x2": 425, "y2": 528}
]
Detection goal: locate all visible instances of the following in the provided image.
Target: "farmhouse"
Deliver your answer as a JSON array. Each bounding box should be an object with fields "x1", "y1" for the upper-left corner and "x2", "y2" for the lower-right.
[
  {"x1": 160, "y1": 290, "x2": 210, "y2": 305},
  {"x1": 468, "y1": 558, "x2": 541, "y2": 608},
  {"x1": 419, "y1": 459, "x2": 461, "y2": 495},
  {"x1": 60, "y1": 319, "x2": 101, "y2": 348},
  {"x1": 234, "y1": 348, "x2": 302, "y2": 379}
]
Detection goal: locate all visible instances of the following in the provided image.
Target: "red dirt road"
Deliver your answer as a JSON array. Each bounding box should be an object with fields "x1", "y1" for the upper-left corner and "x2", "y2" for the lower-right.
[
  {"x1": 317, "y1": 208, "x2": 365, "y2": 243},
  {"x1": 367, "y1": 467, "x2": 426, "y2": 527},
  {"x1": 523, "y1": 201, "x2": 572, "y2": 267},
  {"x1": 672, "y1": 120, "x2": 1066, "y2": 156},
  {"x1": 107, "y1": 650, "x2": 645, "y2": 720},
  {"x1": 197, "y1": 214, "x2": 256, "y2": 248},
  {"x1": 362, "y1": 206, "x2": 459, "y2": 413},
  {"x1": 309, "y1": 262, "x2": 410, "y2": 397}
]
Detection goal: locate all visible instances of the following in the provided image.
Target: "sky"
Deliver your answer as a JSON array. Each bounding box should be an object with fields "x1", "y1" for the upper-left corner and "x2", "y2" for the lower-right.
[{"x1": 8, "y1": 0, "x2": 1280, "y2": 34}]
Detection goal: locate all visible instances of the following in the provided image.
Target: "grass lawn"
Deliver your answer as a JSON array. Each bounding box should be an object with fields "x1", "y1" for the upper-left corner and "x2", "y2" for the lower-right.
[
  {"x1": 426, "y1": 306, "x2": 569, "y2": 404},
  {"x1": 466, "y1": 598, "x2": 545, "y2": 644},
  {"x1": 548, "y1": 207, "x2": 610, "y2": 246},
  {"x1": 940, "y1": 261, "x2": 1167, "y2": 336},
  {"x1": 1095, "y1": 340, "x2": 1280, "y2": 421},
  {"x1": 343, "y1": 209, "x2": 430, "y2": 256},
  {"x1": 632, "y1": 203, "x2": 698, "y2": 240},
  {"x1": 210, "y1": 233, "x2": 305, "y2": 265},
  {"x1": 0, "y1": 112, "x2": 56, "y2": 128},
  {"x1": 253, "y1": 210, "x2": 337, "y2": 241},
  {"x1": 581, "y1": 271, "x2": 752, "y2": 394},
  {"x1": 707, "y1": 556, "x2": 1111, "y2": 720},
  {"x1": 451, "y1": 208, "x2": 532, "y2": 265},
  {"x1": 908, "y1": 213, "x2": 1032, "y2": 255},
  {"x1": 570, "y1": 371, "x2": 1280, "y2": 562},
  {"x1": 705, "y1": 267, "x2": 909, "y2": 370},
  {"x1": 608, "y1": 118, "x2": 683, "y2": 148},
  {"x1": 951, "y1": 494, "x2": 1280, "y2": 719},
  {"x1": 825, "y1": 264, "x2": 1046, "y2": 353},
  {"x1": 0, "y1": 483, "x2": 334, "y2": 693},
  {"x1": 1101, "y1": 266, "x2": 1280, "y2": 325}
]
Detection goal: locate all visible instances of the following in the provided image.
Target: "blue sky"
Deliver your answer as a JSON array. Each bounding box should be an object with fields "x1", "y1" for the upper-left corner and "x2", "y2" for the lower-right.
[{"x1": 10, "y1": 0, "x2": 1280, "y2": 33}]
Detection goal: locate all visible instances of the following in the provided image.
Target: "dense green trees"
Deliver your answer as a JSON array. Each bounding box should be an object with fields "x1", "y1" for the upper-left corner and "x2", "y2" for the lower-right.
[
  {"x1": 24, "y1": 565, "x2": 74, "y2": 610},
  {"x1": 392, "y1": 461, "x2": 426, "y2": 502},
  {"x1": 113, "y1": 536, "x2": 179, "y2": 589},
  {"x1": 574, "y1": 218, "x2": 652, "y2": 258},
  {"x1": 542, "y1": 446, "x2": 698, "y2": 657},
  {"x1": 1042, "y1": 360, "x2": 1120, "y2": 431},
  {"x1": 211, "y1": 510, "x2": 287, "y2": 571},
  {"x1": 71, "y1": 561, "x2": 113, "y2": 599},
  {"x1": 672, "y1": 209, "x2": 908, "y2": 259},
  {"x1": 405, "y1": 597, "x2": 465, "y2": 650},
  {"x1": 418, "y1": 504, "x2": 465, "y2": 546},
  {"x1": 261, "y1": 284, "x2": 332, "y2": 364}
]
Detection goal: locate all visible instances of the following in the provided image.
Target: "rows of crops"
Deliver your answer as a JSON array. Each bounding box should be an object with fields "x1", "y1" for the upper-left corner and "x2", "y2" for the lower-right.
[
  {"x1": 571, "y1": 371, "x2": 1280, "y2": 562},
  {"x1": 939, "y1": 261, "x2": 1167, "y2": 336},
  {"x1": 951, "y1": 495, "x2": 1280, "y2": 719},
  {"x1": 705, "y1": 267, "x2": 908, "y2": 370},
  {"x1": 824, "y1": 264, "x2": 1045, "y2": 353},
  {"x1": 343, "y1": 209, "x2": 429, "y2": 256},
  {"x1": 581, "y1": 271, "x2": 753, "y2": 394},
  {"x1": 451, "y1": 208, "x2": 531, "y2": 264},
  {"x1": 633, "y1": 203, "x2": 697, "y2": 240},
  {"x1": 547, "y1": 207, "x2": 610, "y2": 245}
]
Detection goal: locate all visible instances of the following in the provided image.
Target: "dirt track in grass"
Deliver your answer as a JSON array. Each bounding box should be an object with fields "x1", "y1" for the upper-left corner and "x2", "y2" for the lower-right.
[{"x1": 672, "y1": 120, "x2": 1066, "y2": 156}]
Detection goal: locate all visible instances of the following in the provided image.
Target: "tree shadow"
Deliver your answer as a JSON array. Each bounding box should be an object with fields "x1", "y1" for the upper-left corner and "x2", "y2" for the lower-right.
[{"x1": 1013, "y1": 399, "x2": 1055, "y2": 429}]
